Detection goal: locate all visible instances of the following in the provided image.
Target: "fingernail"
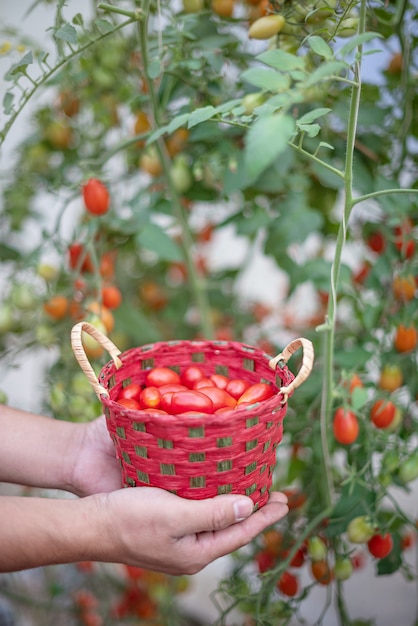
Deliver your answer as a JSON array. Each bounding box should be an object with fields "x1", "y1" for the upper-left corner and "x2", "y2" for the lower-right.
[{"x1": 233, "y1": 497, "x2": 254, "y2": 522}]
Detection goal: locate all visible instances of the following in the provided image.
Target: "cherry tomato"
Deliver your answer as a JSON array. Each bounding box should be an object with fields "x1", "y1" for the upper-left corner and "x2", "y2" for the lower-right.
[
  {"x1": 370, "y1": 399, "x2": 397, "y2": 429},
  {"x1": 307, "y1": 536, "x2": 327, "y2": 562},
  {"x1": 277, "y1": 571, "x2": 299, "y2": 597},
  {"x1": 197, "y1": 386, "x2": 237, "y2": 411},
  {"x1": 378, "y1": 364, "x2": 403, "y2": 392},
  {"x1": 347, "y1": 516, "x2": 375, "y2": 544},
  {"x1": 394, "y1": 324, "x2": 417, "y2": 353},
  {"x1": 139, "y1": 386, "x2": 161, "y2": 409},
  {"x1": 158, "y1": 383, "x2": 187, "y2": 395},
  {"x1": 366, "y1": 230, "x2": 386, "y2": 254},
  {"x1": 181, "y1": 365, "x2": 205, "y2": 389},
  {"x1": 82, "y1": 178, "x2": 110, "y2": 216},
  {"x1": 160, "y1": 392, "x2": 175, "y2": 413},
  {"x1": 211, "y1": 0, "x2": 234, "y2": 17},
  {"x1": 118, "y1": 383, "x2": 141, "y2": 402},
  {"x1": 392, "y1": 274, "x2": 416, "y2": 301},
  {"x1": 289, "y1": 547, "x2": 305, "y2": 568},
  {"x1": 236, "y1": 382, "x2": 274, "y2": 405},
  {"x1": 68, "y1": 242, "x2": 94, "y2": 273},
  {"x1": 210, "y1": 374, "x2": 229, "y2": 389},
  {"x1": 367, "y1": 533, "x2": 393, "y2": 559},
  {"x1": 262, "y1": 528, "x2": 283, "y2": 556},
  {"x1": 334, "y1": 558, "x2": 353, "y2": 581},
  {"x1": 170, "y1": 390, "x2": 214, "y2": 414},
  {"x1": 145, "y1": 367, "x2": 181, "y2": 388},
  {"x1": 249, "y1": 14, "x2": 285, "y2": 39},
  {"x1": 117, "y1": 398, "x2": 141, "y2": 410},
  {"x1": 194, "y1": 378, "x2": 215, "y2": 389},
  {"x1": 255, "y1": 549, "x2": 275, "y2": 573},
  {"x1": 102, "y1": 284, "x2": 122, "y2": 310},
  {"x1": 311, "y1": 560, "x2": 333, "y2": 585},
  {"x1": 43, "y1": 295, "x2": 69, "y2": 320},
  {"x1": 332, "y1": 408, "x2": 359, "y2": 444}
]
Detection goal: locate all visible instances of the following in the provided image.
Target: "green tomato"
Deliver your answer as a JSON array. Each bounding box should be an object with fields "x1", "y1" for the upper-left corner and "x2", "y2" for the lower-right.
[
  {"x1": 35, "y1": 324, "x2": 57, "y2": 347},
  {"x1": 182, "y1": 0, "x2": 204, "y2": 12},
  {"x1": 307, "y1": 536, "x2": 327, "y2": 561},
  {"x1": 398, "y1": 452, "x2": 418, "y2": 484},
  {"x1": 347, "y1": 516, "x2": 375, "y2": 544},
  {"x1": 10, "y1": 284, "x2": 38, "y2": 311},
  {"x1": 241, "y1": 92, "x2": 265, "y2": 116},
  {"x1": 334, "y1": 557, "x2": 353, "y2": 581},
  {"x1": 37, "y1": 263, "x2": 59, "y2": 282},
  {"x1": 170, "y1": 155, "x2": 193, "y2": 194}
]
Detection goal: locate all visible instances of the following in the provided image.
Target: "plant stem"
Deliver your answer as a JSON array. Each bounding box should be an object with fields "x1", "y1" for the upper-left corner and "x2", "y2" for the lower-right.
[
  {"x1": 137, "y1": 2, "x2": 214, "y2": 338},
  {"x1": 352, "y1": 187, "x2": 418, "y2": 206}
]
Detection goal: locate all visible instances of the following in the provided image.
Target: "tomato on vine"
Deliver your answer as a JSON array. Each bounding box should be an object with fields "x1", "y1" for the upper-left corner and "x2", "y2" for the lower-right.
[
  {"x1": 277, "y1": 571, "x2": 299, "y2": 597},
  {"x1": 370, "y1": 399, "x2": 397, "y2": 429},
  {"x1": 367, "y1": 533, "x2": 393, "y2": 559},
  {"x1": 82, "y1": 178, "x2": 110, "y2": 216},
  {"x1": 333, "y1": 407, "x2": 359, "y2": 445},
  {"x1": 394, "y1": 324, "x2": 417, "y2": 353}
]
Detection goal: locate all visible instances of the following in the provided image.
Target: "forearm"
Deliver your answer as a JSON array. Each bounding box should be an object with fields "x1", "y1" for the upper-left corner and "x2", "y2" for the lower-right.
[
  {"x1": 0, "y1": 404, "x2": 82, "y2": 492},
  {"x1": 0, "y1": 494, "x2": 105, "y2": 573}
]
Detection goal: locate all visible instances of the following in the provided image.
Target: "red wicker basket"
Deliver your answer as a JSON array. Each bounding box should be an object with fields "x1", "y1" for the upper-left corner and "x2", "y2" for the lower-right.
[{"x1": 71, "y1": 322, "x2": 314, "y2": 509}]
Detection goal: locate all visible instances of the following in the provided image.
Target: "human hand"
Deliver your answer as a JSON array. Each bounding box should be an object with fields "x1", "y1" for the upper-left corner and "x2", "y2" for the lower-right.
[
  {"x1": 68, "y1": 415, "x2": 122, "y2": 497},
  {"x1": 92, "y1": 488, "x2": 289, "y2": 575}
]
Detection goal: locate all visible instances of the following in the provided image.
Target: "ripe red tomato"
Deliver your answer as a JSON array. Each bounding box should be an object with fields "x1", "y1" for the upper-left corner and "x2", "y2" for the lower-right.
[
  {"x1": 170, "y1": 390, "x2": 214, "y2": 414},
  {"x1": 311, "y1": 560, "x2": 333, "y2": 585},
  {"x1": 145, "y1": 367, "x2": 181, "y2": 388},
  {"x1": 289, "y1": 547, "x2": 305, "y2": 568},
  {"x1": 210, "y1": 374, "x2": 229, "y2": 389},
  {"x1": 332, "y1": 408, "x2": 359, "y2": 445},
  {"x1": 118, "y1": 383, "x2": 141, "y2": 402},
  {"x1": 225, "y1": 378, "x2": 251, "y2": 400},
  {"x1": 193, "y1": 378, "x2": 214, "y2": 389},
  {"x1": 367, "y1": 533, "x2": 393, "y2": 559},
  {"x1": 68, "y1": 242, "x2": 94, "y2": 273},
  {"x1": 255, "y1": 549, "x2": 275, "y2": 573},
  {"x1": 181, "y1": 365, "x2": 205, "y2": 389},
  {"x1": 197, "y1": 386, "x2": 237, "y2": 411},
  {"x1": 370, "y1": 399, "x2": 397, "y2": 429},
  {"x1": 117, "y1": 397, "x2": 141, "y2": 410},
  {"x1": 236, "y1": 382, "x2": 274, "y2": 405},
  {"x1": 139, "y1": 386, "x2": 161, "y2": 409},
  {"x1": 366, "y1": 230, "x2": 386, "y2": 254},
  {"x1": 82, "y1": 178, "x2": 110, "y2": 216},
  {"x1": 277, "y1": 571, "x2": 299, "y2": 597}
]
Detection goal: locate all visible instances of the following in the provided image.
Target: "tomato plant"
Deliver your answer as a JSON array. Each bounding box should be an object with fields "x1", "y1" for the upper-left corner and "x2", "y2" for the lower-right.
[
  {"x1": 1, "y1": 0, "x2": 418, "y2": 624},
  {"x1": 367, "y1": 533, "x2": 394, "y2": 559}
]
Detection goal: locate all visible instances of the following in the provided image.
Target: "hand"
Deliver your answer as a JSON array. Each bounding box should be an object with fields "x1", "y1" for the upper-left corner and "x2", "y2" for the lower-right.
[
  {"x1": 93, "y1": 488, "x2": 289, "y2": 575},
  {"x1": 69, "y1": 415, "x2": 122, "y2": 497}
]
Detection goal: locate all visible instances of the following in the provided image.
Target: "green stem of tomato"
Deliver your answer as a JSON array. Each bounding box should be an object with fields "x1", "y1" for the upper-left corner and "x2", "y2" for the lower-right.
[
  {"x1": 137, "y1": 4, "x2": 214, "y2": 339},
  {"x1": 319, "y1": 0, "x2": 367, "y2": 508}
]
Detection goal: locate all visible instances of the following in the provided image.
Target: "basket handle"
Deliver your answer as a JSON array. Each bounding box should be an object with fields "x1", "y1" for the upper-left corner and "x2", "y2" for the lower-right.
[
  {"x1": 71, "y1": 321, "x2": 123, "y2": 399},
  {"x1": 269, "y1": 337, "x2": 314, "y2": 404}
]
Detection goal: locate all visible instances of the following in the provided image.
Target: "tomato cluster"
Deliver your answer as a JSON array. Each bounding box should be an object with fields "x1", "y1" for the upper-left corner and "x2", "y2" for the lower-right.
[{"x1": 115, "y1": 365, "x2": 275, "y2": 415}]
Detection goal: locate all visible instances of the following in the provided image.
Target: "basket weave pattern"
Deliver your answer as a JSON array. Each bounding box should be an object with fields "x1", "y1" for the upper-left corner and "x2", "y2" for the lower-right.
[{"x1": 98, "y1": 339, "x2": 295, "y2": 508}]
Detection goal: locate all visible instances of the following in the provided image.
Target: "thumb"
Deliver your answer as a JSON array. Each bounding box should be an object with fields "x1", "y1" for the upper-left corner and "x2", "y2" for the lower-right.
[{"x1": 176, "y1": 494, "x2": 254, "y2": 536}]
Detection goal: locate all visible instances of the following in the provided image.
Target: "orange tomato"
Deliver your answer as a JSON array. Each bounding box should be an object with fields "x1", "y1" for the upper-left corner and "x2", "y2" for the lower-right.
[
  {"x1": 394, "y1": 324, "x2": 417, "y2": 353},
  {"x1": 392, "y1": 274, "x2": 416, "y2": 301},
  {"x1": 86, "y1": 301, "x2": 115, "y2": 333},
  {"x1": 165, "y1": 128, "x2": 189, "y2": 157},
  {"x1": 212, "y1": 0, "x2": 234, "y2": 17},
  {"x1": 101, "y1": 284, "x2": 122, "y2": 310},
  {"x1": 311, "y1": 560, "x2": 333, "y2": 585},
  {"x1": 378, "y1": 364, "x2": 403, "y2": 392},
  {"x1": 43, "y1": 295, "x2": 69, "y2": 320}
]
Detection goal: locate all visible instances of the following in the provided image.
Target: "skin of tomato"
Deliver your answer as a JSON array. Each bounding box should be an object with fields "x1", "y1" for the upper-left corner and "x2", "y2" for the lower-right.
[
  {"x1": 82, "y1": 178, "x2": 110, "y2": 215},
  {"x1": 210, "y1": 374, "x2": 229, "y2": 389},
  {"x1": 197, "y1": 386, "x2": 237, "y2": 411},
  {"x1": 158, "y1": 383, "x2": 187, "y2": 395},
  {"x1": 117, "y1": 398, "x2": 141, "y2": 410},
  {"x1": 139, "y1": 386, "x2": 161, "y2": 409},
  {"x1": 181, "y1": 365, "x2": 205, "y2": 389},
  {"x1": 255, "y1": 549, "x2": 275, "y2": 573},
  {"x1": 236, "y1": 382, "x2": 274, "y2": 405},
  {"x1": 332, "y1": 408, "x2": 359, "y2": 444},
  {"x1": 145, "y1": 367, "x2": 181, "y2": 387},
  {"x1": 311, "y1": 560, "x2": 333, "y2": 585},
  {"x1": 394, "y1": 325, "x2": 417, "y2": 353},
  {"x1": 225, "y1": 378, "x2": 251, "y2": 400},
  {"x1": 193, "y1": 378, "x2": 215, "y2": 389},
  {"x1": 370, "y1": 399, "x2": 396, "y2": 428},
  {"x1": 160, "y1": 391, "x2": 175, "y2": 412},
  {"x1": 277, "y1": 571, "x2": 299, "y2": 597},
  {"x1": 367, "y1": 533, "x2": 393, "y2": 559},
  {"x1": 170, "y1": 390, "x2": 214, "y2": 414},
  {"x1": 118, "y1": 383, "x2": 142, "y2": 402}
]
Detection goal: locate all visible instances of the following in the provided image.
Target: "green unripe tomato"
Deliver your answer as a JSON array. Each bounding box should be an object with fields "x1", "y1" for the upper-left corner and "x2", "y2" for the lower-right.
[
  {"x1": 35, "y1": 324, "x2": 57, "y2": 347},
  {"x1": 170, "y1": 155, "x2": 193, "y2": 194},
  {"x1": 307, "y1": 536, "x2": 327, "y2": 561},
  {"x1": 334, "y1": 557, "x2": 353, "y2": 581},
  {"x1": 347, "y1": 516, "x2": 375, "y2": 544},
  {"x1": 398, "y1": 452, "x2": 418, "y2": 484},
  {"x1": 182, "y1": 0, "x2": 204, "y2": 12},
  {"x1": 37, "y1": 263, "x2": 59, "y2": 282},
  {"x1": 10, "y1": 284, "x2": 38, "y2": 311},
  {"x1": 241, "y1": 92, "x2": 265, "y2": 116}
]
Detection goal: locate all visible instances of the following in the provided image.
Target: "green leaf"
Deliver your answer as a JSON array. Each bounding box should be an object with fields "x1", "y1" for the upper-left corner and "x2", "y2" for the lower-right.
[
  {"x1": 148, "y1": 58, "x2": 162, "y2": 79},
  {"x1": 297, "y1": 107, "x2": 332, "y2": 125},
  {"x1": 326, "y1": 483, "x2": 376, "y2": 537},
  {"x1": 167, "y1": 113, "x2": 190, "y2": 133},
  {"x1": 308, "y1": 36, "x2": 333, "y2": 59},
  {"x1": 304, "y1": 61, "x2": 347, "y2": 87},
  {"x1": 244, "y1": 114, "x2": 295, "y2": 183},
  {"x1": 297, "y1": 123, "x2": 321, "y2": 137},
  {"x1": 0, "y1": 243, "x2": 20, "y2": 261},
  {"x1": 376, "y1": 534, "x2": 402, "y2": 576},
  {"x1": 188, "y1": 106, "x2": 216, "y2": 128},
  {"x1": 113, "y1": 303, "x2": 162, "y2": 344},
  {"x1": 351, "y1": 386, "x2": 369, "y2": 411},
  {"x1": 241, "y1": 68, "x2": 290, "y2": 92},
  {"x1": 257, "y1": 48, "x2": 306, "y2": 71},
  {"x1": 3, "y1": 92, "x2": 14, "y2": 115},
  {"x1": 94, "y1": 18, "x2": 113, "y2": 34},
  {"x1": 5, "y1": 51, "x2": 33, "y2": 80},
  {"x1": 55, "y1": 23, "x2": 78, "y2": 44},
  {"x1": 137, "y1": 223, "x2": 184, "y2": 262},
  {"x1": 338, "y1": 32, "x2": 383, "y2": 59}
]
